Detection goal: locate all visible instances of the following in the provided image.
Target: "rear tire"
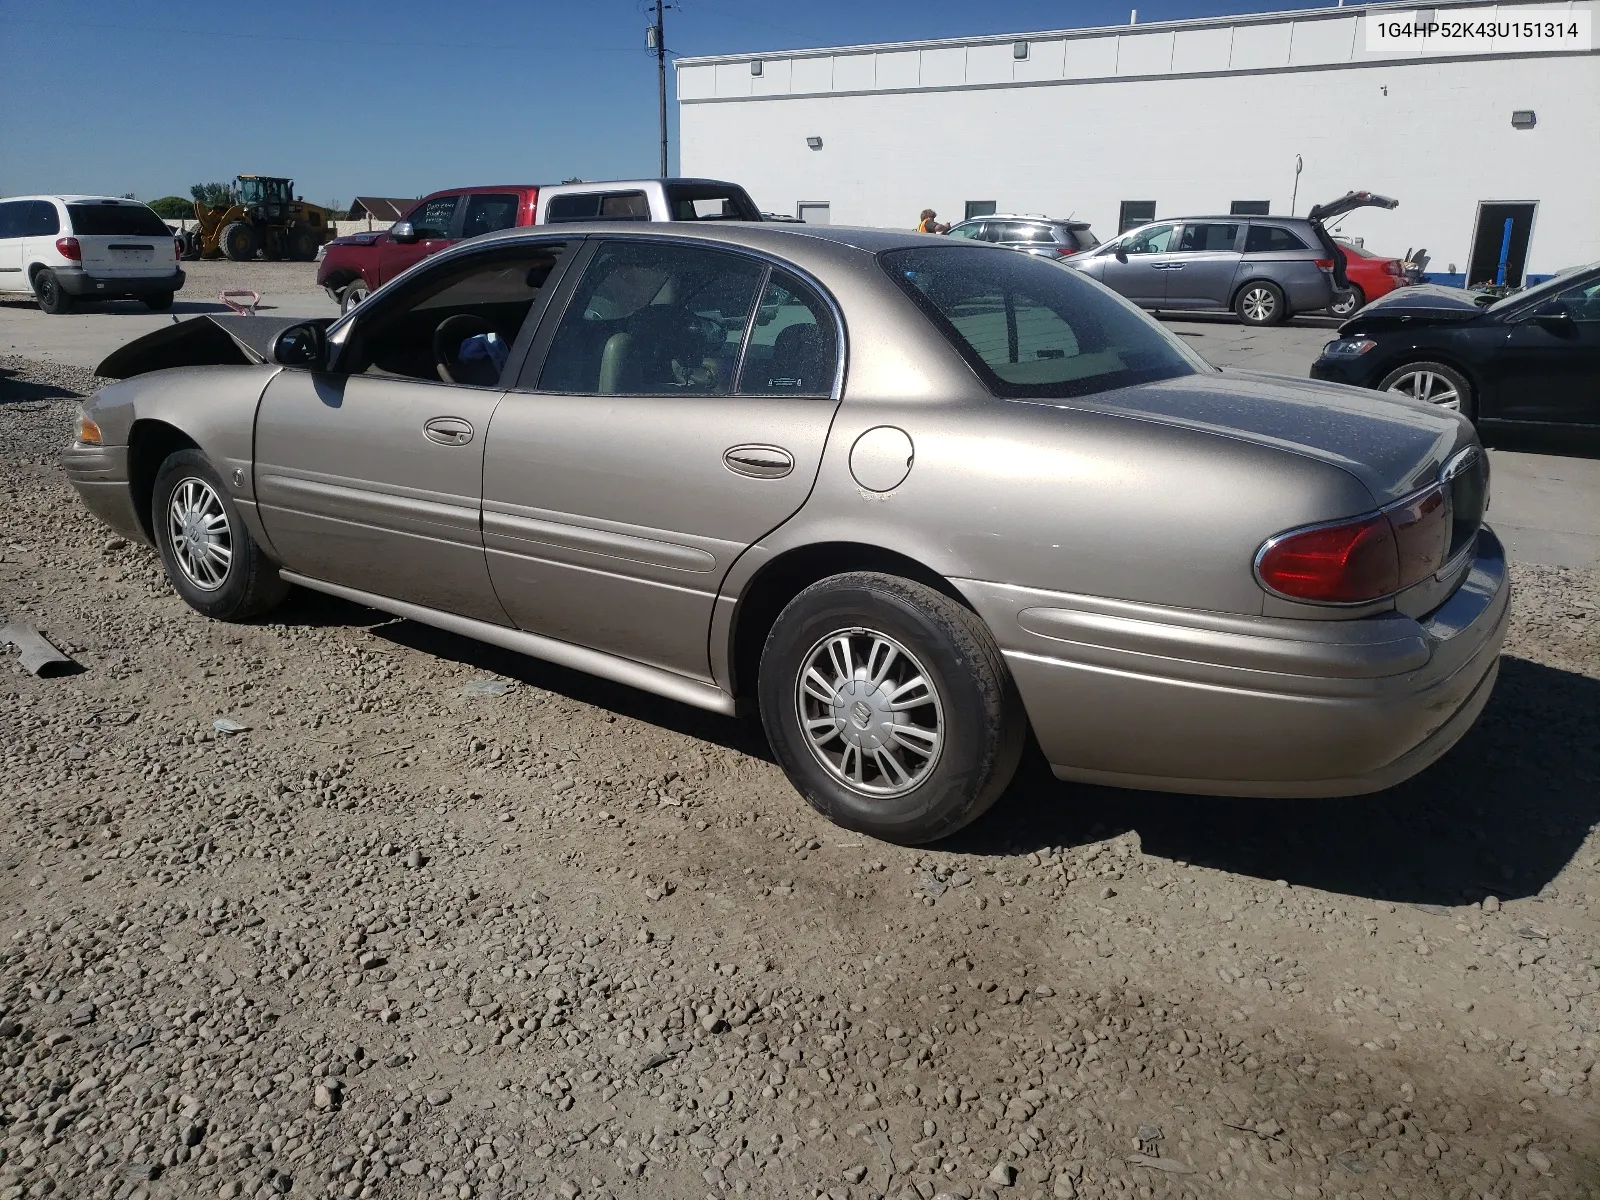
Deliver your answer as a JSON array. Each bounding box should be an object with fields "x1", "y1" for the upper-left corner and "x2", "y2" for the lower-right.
[
  {"x1": 152, "y1": 449, "x2": 287, "y2": 622},
  {"x1": 143, "y1": 291, "x2": 174, "y2": 312},
  {"x1": 219, "y1": 221, "x2": 258, "y2": 262},
  {"x1": 1377, "y1": 360, "x2": 1476, "y2": 420},
  {"x1": 1235, "y1": 280, "x2": 1286, "y2": 326},
  {"x1": 1328, "y1": 284, "x2": 1365, "y2": 318},
  {"x1": 34, "y1": 270, "x2": 72, "y2": 314},
  {"x1": 288, "y1": 228, "x2": 319, "y2": 261},
  {"x1": 758, "y1": 572, "x2": 1026, "y2": 845},
  {"x1": 340, "y1": 280, "x2": 371, "y2": 313}
]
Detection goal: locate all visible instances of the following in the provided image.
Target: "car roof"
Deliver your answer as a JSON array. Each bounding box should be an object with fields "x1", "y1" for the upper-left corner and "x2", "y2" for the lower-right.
[
  {"x1": 464, "y1": 220, "x2": 976, "y2": 259},
  {"x1": 0, "y1": 195, "x2": 153, "y2": 205},
  {"x1": 955, "y1": 214, "x2": 1090, "y2": 227},
  {"x1": 537, "y1": 177, "x2": 749, "y2": 194}
]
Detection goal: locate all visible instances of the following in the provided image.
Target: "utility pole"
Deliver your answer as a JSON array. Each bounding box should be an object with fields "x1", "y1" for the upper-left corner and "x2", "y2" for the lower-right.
[{"x1": 650, "y1": 0, "x2": 668, "y2": 177}]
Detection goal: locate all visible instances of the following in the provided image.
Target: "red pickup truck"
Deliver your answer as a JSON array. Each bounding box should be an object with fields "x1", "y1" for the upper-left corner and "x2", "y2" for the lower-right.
[{"x1": 317, "y1": 185, "x2": 539, "y2": 312}]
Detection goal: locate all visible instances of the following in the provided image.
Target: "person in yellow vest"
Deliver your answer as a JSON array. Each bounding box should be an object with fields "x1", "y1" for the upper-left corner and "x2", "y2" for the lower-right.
[{"x1": 916, "y1": 209, "x2": 949, "y2": 234}]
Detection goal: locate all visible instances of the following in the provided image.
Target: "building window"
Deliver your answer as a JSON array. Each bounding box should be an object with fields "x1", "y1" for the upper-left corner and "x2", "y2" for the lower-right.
[
  {"x1": 1230, "y1": 200, "x2": 1270, "y2": 216},
  {"x1": 965, "y1": 201, "x2": 997, "y2": 220},
  {"x1": 1118, "y1": 201, "x2": 1156, "y2": 233}
]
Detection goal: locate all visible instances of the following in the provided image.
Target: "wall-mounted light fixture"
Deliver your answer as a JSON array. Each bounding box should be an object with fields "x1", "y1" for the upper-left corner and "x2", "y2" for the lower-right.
[
  {"x1": 1511, "y1": 109, "x2": 1537, "y2": 129},
  {"x1": 1013, "y1": 41, "x2": 1029, "y2": 60},
  {"x1": 806, "y1": 136, "x2": 823, "y2": 150},
  {"x1": 750, "y1": 59, "x2": 763, "y2": 76}
]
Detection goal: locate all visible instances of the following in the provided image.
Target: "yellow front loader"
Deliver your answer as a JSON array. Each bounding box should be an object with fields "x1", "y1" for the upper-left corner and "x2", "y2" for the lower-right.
[{"x1": 184, "y1": 176, "x2": 336, "y2": 262}]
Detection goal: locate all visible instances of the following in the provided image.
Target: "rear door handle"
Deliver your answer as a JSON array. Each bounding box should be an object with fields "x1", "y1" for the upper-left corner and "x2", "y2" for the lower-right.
[
  {"x1": 723, "y1": 444, "x2": 794, "y2": 479},
  {"x1": 423, "y1": 416, "x2": 473, "y2": 446}
]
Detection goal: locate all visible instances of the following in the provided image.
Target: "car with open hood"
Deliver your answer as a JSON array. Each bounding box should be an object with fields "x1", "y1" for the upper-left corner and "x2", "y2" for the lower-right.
[
  {"x1": 62, "y1": 223, "x2": 1508, "y2": 845},
  {"x1": 1310, "y1": 261, "x2": 1600, "y2": 426}
]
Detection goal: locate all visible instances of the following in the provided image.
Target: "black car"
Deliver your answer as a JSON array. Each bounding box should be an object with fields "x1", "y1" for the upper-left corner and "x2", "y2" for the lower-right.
[{"x1": 1310, "y1": 262, "x2": 1600, "y2": 426}]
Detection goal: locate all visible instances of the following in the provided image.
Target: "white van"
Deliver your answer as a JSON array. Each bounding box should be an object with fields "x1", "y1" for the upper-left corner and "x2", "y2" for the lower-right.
[{"x1": 0, "y1": 195, "x2": 185, "y2": 314}]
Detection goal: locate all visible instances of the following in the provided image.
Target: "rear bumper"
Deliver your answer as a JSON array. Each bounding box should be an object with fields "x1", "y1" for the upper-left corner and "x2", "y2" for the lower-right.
[
  {"x1": 60, "y1": 444, "x2": 147, "y2": 542},
  {"x1": 956, "y1": 526, "x2": 1510, "y2": 797},
  {"x1": 56, "y1": 268, "x2": 185, "y2": 298}
]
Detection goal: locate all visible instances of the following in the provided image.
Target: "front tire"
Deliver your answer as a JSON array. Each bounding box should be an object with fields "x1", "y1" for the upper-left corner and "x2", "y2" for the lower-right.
[
  {"x1": 340, "y1": 280, "x2": 371, "y2": 313},
  {"x1": 219, "y1": 220, "x2": 258, "y2": 262},
  {"x1": 1235, "y1": 280, "x2": 1286, "y2": 326},
  {"x1": 758, "y1": 572, "x2": 1025, "y2": 845},
  {"x1": 152, "y1": 449, "x2": 287, "y2": 621},
  {"x1": 34, "y1": 270, "x2": 72, "y2": 314},
  {"x1": 1378, "y1": 360, "x2": 1476, "y2": 420}
]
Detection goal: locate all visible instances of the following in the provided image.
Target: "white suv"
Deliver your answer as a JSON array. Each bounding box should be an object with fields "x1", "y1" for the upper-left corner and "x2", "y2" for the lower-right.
[{"x1": 0, "y1": 195, "x2": 185, "y2": 314}]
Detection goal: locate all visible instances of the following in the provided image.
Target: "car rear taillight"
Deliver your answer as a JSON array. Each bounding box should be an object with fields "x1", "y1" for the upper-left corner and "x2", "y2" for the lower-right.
[
  {"x1": 1053, "y1": 247, "x2": 1077, "y2": 258},
  {"x1": 1385, "y1": 260, "x2": 1404, "y2": 277},
  {"x1": 174, "y1": 238, "x2": 182, "y2": 261},
  {"x1": 1314, "y1": 258, "x2": 1335, "y2": 271},
  {"x1": 1256, "y1": 483, "x2": 1451, "y2": 604},
  {"x1": 56, "y1": 237, "x2": 81, "y2": 261}
]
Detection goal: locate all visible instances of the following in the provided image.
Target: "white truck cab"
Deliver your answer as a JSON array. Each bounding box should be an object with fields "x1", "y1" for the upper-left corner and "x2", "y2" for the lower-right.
[{"x1": 535, "y1": 178, "x2": 761, "y2": 225}]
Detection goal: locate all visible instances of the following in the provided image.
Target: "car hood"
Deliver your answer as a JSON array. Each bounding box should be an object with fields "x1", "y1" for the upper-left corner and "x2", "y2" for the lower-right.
[
  {"x1": 1339, "y1": 284, "x2": 1487, "y2": 333},
  {"x1": 326, "y1": 231, "x2": 386, "y2": 247},
  {"x1": 97, "y1": 315, "x2": 326, "y2": 378},
  {"x1": 1063, "y1": 368, "x2": 1471, "y2": 505}
]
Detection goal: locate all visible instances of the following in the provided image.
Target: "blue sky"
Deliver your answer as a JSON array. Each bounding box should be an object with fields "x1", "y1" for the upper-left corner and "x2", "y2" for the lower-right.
[{"x1": 2, "y1": 0, "x2": 1345, "y2": 206}]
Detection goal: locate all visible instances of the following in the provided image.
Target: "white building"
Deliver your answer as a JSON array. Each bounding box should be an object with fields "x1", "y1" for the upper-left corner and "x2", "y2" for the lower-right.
[{"x1": 677, "y1": 0, "x2": 1599, "y2": 284}]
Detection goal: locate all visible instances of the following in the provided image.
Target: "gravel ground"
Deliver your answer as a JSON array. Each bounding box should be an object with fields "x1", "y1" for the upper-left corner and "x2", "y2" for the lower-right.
[
  {"x1": 176, "y1": 261, "x2": 324, "y2": 300},
  {"x1": 3, "y1": 355, "x2": 1599, "y2": 1200}
]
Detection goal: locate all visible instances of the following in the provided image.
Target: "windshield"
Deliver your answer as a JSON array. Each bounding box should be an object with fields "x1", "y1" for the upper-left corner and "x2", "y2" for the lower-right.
[
  {"x1": 66, "y1": 203, "x2": 171, "y2": 237},
  {"x1": 882, "y1": 246, "x2": 1208, "y2": 399},
  {"x1": 1487, "y1": 262, "x2": 1600, "y2": 312}
]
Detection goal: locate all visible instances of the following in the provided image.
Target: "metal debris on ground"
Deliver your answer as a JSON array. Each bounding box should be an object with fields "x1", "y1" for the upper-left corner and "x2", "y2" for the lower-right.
[
  {"x1": 0, "y1": 622, "x2": 77, "y2": 676},
  {"x1": 212, "y1": 717, "x2": 250, "y2": 735},
  {"x1": 462, "y1": 678, "x2": 514, "y2": 697}
]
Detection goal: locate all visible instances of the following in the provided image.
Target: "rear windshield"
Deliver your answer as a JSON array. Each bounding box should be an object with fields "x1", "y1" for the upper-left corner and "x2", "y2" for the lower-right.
[
  {"x1": 882, "y1": 246, "x2": 1205, "y2": 399},
  {"x1": 67, "y1": 203, "x2": 170, "y2": 237},
  {"x1": 664, "y1": 183, "x2": 760, "y2": 222}
]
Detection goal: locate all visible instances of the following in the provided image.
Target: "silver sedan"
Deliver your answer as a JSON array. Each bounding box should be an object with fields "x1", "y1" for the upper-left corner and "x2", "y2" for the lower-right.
[{"x1": 62, "y1": 222, "x2": 1508, "y2": 844}]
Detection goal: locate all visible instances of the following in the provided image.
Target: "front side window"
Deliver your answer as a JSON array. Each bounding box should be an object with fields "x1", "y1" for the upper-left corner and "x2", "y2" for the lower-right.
[
  {"x1": 461, "y1": 194, "x2": 521, "y2": 239},
  {"x1": 945, "y1": 223, "x2": 983, "y2": 240},
  {"x1": 738, "y1": 270, "x2": 838, "y2": 396},
  {"x1": 883, "y1": 246, "x2": 1204, "y2": 399},
  {"x1": 538, "y1": 241, "x2": 765, "y2": 396},
  {"x1": 406, "y1": 196, "x2": 460, "y2": 239},
  {"x1": 1123, "y1": 223, "x2": 1176, "y2": 255},
  {"x1": 1554, "y1": 274, "x2": 1600, "y2": 322},
  {"x1": 0, "y1": 201, "x2": 28, "y2": 240},
  {"x1": 65, "y1": 203, "x2": 167, "y2": 237},
  {"x1": 1244, "y1": 224, "x2": 1309, "y2": 253},
  {"x1": 343, "y1": 244, "x2": 568, "y2": 385},
  {"x1": 1177, "y1": 222, "x2": 1240, "y2": 253}
]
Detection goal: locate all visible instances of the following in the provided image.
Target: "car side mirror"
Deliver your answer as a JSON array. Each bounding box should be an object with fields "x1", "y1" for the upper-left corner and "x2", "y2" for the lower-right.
[
  {"x1": 1529, "y1": 299, "x2": 1575, "y2": 334},
  {"x1": 273, "y1": 321, "x2": 328, "y2": 369},
  {"x1": 1114, "y1": 245, "x2": 1129, "y2": 263},
  {"x1": 390, "y1": 220, "x2": 417, "y2": 244}
]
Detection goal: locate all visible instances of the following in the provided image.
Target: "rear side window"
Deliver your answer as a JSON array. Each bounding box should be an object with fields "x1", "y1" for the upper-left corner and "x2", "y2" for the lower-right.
[
  {"x1": 538, "y1": 241, "x2": 765, "y2": 395},
  {"x1": 545, "y1": 192, "x2": 650, "y2": 223},
  {"x1": 1244, "y1": 224, "x2": 1309, "y2": 253},
  {"x1": 25, "y1": 202, "x2": 60, "y2": 237},
  {"x1": 664, "y1": 183, "x2": 760, "y2": 221},
  {"x1": 883, "y1": 246, "x2": 1203, "y2": 399},
  {"x1": 461, "y1": 193, "x2": 521, "y2": 238},
  {"x1": 1017, "y1": 225, "x2": 1055, "y2": 243},
  {"x1": 406, "y1": 196, "x2": 459, "y2": 239},
  {"x1": 738, "y1": 270, "x2": 838, "y2": 397},
  {"x1": 1178, "y1": 222, "x2": 1239, "y2": 252},
  {"x1": 65, "y1": 203, "x2": 167, "y2": 237}
]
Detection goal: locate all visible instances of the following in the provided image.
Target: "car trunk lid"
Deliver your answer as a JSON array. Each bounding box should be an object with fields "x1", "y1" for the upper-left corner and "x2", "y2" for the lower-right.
[
  {"x1": 1307, "y1": 191, "x2": 1398, "y2": 289},
  {"x1": 1072, "y1": 368, "x2": 1473, "y2": 506}
]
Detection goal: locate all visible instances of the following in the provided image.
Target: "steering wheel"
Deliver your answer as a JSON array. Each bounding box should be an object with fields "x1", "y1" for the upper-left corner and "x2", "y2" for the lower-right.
[{"x1": 433, "y1": 313, "x2": 497, "y2": 385}]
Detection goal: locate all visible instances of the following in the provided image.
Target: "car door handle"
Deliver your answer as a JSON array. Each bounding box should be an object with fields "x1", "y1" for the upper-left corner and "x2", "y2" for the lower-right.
[
  {"x1": 723, "y1": 444, "x2": 794, "y2": 479},
  {"x1": 423, "y1": 416, "x2": 473, "y2": 446}
]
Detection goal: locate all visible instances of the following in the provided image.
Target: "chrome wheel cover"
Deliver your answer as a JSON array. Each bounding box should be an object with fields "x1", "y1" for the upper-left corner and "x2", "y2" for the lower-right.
[
  {"x1": 343, "y1": 284, "x2": 370, "y2": 312},
  {"x1": 166, "y1": 477, "x2": 232, "y2": 591},
  {"x1": 1329, "y1": 290, "x2": 1360, "y2": 316},
  {"x1": 795, "y1": 628, "x2": 943, "y2": 798},
  {"x1": 1241, "y1": 287, "x2": 1277, "y2": 322},
  {"x1": 1387, "y1": 368, "x2": 1461, "y2": 411}
]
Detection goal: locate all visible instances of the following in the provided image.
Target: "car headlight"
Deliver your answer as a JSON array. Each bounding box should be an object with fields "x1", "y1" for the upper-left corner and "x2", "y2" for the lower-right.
[
  {"x1": 1321, "y1": 337, "x2": 1377, "y2": 359},
  {"x1": 75, "y1": 409, "x2": 102, "y2": 445}
]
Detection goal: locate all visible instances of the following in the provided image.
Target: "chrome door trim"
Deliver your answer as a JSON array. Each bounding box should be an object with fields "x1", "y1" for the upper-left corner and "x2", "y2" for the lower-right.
[
  {"x1": 723, "y1": 444, "x2": 795, "y2": 479},
  {"x1": 481, "y1": 505, "x2": 717, "y2": 573},
  {"x1": 278, "y1": 570, "x2": 738, "y2": 716}
]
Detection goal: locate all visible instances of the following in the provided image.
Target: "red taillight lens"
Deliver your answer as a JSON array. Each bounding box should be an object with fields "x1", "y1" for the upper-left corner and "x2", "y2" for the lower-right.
[
  {"x1": 1314, "y1": 258, "x2": 1335, "y2": 271},
  {"x1": 174, "y1": 237, "x2": 182, "y2": 261},
  {"x1": 1258, "y1": 514, "x2": 1398, "y2": 603},
  {"x1": 1256, "y1": 483, "x2": 1452, "y2": 604},
  {"x1": 56, "y1": 237, "x2": 81, "y2": 261},
  {"x1": 1385, "y1": 260, "x2": 1404, "y2": 277}
]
